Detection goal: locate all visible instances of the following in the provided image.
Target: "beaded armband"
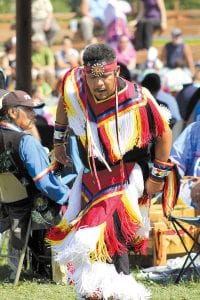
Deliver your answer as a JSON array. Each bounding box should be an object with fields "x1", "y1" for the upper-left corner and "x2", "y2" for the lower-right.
[
  {"x1": 150, "y1": 159, "x2": 173, "y2": 183},
  {"x1": 53, "y1": 122, "x2": 68, "y2": 146}
]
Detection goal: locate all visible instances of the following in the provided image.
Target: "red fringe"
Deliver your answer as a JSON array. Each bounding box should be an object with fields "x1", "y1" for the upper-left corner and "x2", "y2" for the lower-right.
[
  {"x1": 46, "y1": 226, "x2": 70, "y2": 242},
  {"x1": 133, "y1": 238, "x2": 149, "y2": 255},
  {"x1": 162, "y1": 166, "x2": 180, "y2": 216},
  {"x1": 98, "y1": 126, "x2": 117, "y2": 162},
  {"x1": 138, "y1": 194, "x2": 149, "y2": 205},
  {"x1": 102, "y1": 200, "x2": 141, "y2": 257},
  {"x1": 104, "y1": 217, "x2": 127, "y2": 256},
  {"x1": 139, "y1": 106, "x2": 152, "y2": 146},
  {"x1": 117, "y1": 204, "x2": 140, "y2": 244}
]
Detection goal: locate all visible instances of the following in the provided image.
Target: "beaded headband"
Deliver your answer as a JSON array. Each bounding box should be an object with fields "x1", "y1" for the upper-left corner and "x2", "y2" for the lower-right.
[{"x1": 84, "y1": 61, "x2": 117, "y2": 77}]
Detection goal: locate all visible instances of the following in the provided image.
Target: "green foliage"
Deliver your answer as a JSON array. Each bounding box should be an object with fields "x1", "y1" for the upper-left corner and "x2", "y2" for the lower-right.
[
  {"x1": 0, "y1": 0, "x2": 15, "y2": 13},
  {"x1": 51, "y1": 0, "x2": 69, "y2": 12}
]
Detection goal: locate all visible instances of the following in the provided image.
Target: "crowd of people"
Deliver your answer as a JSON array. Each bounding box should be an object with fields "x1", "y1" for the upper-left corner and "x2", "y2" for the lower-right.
[{"x1": 0, "y1": 0, "x2": 200, "y2": 299}]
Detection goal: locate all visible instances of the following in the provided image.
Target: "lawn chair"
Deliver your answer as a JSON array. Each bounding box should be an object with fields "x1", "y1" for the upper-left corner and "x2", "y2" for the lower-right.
[
  {"x1": 168, "y1": 214, "x2": 200, "y2": 283},
  {"x1": 0, "y1": 173, "x2": 51, "y2": 284}
]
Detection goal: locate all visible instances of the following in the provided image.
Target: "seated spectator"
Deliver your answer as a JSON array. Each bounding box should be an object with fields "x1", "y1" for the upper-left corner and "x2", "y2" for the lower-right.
[
  {"x1": 31, "y1": 33, "x2": 55, "y2": 87},
  {"x1": 160, "y1": 59, "x2": 193, "y2": 97},
  {"x1": 35, "y1": 72, "x2": 52, "y2": 99},
  {"x1": 136, "y1": 46, "x2": 163, "y2": 83},
  {"x1": 114, "y1": 34, "x2": 137, "y2": 78},
  {"x1": 79, "y1": 0, "x2": 108, "y2": 43},
  {"x1": 54, "y1": 36, "x2": 80, "y2": 79},
  {"x1": 0, "y1": 68, "x2": 6, "y2": 89},
  {"x1": 160, "y1": 28, "x2": 195, "y2": 76},
  {"x1": 170, "y1": 121, "x2": 200, "y2": 210},
  {"x1": 175, "y1": 83, "x2": 200, "y2": 125},
  {"x1": 31, "y1": 84, "x2": 55, "y2": 127},
  {"x1": 0, "y1": 36, "x2": 16, "y2": 89},
  {"x1": 141, "y1": 72, "x2": 182, "y2": 127},
  {"x1": 0, "y1": 90, "x2": 70, "y2": 279},
  {"x1": 145, "y1": 46, "x2": 163, "y2": 71},
  {"x1": 104, "y1": 0, "x2": 133, "y2": 48},
  {"x1": 31, "y1": 0, "x2": 60, "y2": 46}
]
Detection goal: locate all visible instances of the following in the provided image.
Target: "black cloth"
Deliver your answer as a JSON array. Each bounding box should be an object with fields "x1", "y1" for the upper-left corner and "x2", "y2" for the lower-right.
[{"x1": 112, "y1": 211, "x2": 130, "y2": 275}]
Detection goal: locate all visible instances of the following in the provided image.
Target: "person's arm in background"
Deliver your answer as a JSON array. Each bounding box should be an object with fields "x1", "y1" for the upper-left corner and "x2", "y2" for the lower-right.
[
  {"x1": 157, "y1": 0, "x2": 167, "y2": 31},
  {"x1": 170, "y1": 122, "x2": 200, "y2": 209},
  {"x1": 160, "y1": 44, "x2": 167, "y2": 66},
  {"x1": 130, "y1": 0, "x2": 144, "y2": 27},
  {"x1": 183, "y1": 43, "x2": 195, "y2": 76},
  {"x1": 80, "y1": 0, "x2": 90, "y2": 17},
  {"x1": 170, "y1": 123, "x2": 194, "y2": 178},
  {"x1": 191, "y1": 178, "x2": 200, "y2": 209},
  {"x1": 19, "y1": 134, "x2": 70, "y2": 205},
  {"x1": 43, "y1": 0, "x2": 54, "y2": 32}
]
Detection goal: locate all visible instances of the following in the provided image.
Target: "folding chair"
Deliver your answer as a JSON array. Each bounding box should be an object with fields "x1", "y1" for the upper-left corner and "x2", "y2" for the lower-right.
[
  {"x1": 168, "y1": 214, "x2": 200, "y2": 283},
  {"x1": 0, "y1": 173, "x2": 52, "y2": 285}
]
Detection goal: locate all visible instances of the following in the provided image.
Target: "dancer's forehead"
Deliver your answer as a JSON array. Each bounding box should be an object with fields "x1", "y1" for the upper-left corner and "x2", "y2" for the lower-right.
[{"x1": 84, "y1": 61, "x2": 117, "y2": 77}]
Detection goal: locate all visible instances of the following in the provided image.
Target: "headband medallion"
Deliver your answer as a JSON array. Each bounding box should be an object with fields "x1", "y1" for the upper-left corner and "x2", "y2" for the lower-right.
[
  {"x1": 91, "y1": 63, "x2": 105, "y2": 77},
  {"x1": 84, "y1": 61, "x2": 117, "y2": 77}
]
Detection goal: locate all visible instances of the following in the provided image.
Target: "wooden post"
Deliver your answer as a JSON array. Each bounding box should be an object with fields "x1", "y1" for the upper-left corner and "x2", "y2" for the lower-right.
[
  {"x1": 153, "y1": 222, "x2": 167, "y2": 266},
  {"x1": 16, "y1": 0, "x2": 32, "y2": 94}
]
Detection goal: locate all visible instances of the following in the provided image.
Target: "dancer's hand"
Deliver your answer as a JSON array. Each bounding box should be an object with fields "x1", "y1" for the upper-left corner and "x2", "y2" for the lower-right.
[{"x1": 145, "y1": 177, "x2": 164, "y2": 197}]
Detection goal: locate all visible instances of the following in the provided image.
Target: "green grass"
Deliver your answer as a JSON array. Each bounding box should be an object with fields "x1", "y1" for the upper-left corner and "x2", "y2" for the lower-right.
[{"x1": 0, "y1": 262, "x2": 200, "y2": 300}]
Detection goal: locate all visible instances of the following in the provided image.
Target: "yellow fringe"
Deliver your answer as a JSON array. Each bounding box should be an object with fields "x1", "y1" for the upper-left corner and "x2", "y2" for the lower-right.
[
  {"x1": 46, "y1": 219, "x2": 73, "y2": 246},
  {"x1": 121, "y1": 192, "x2": 142, "y2": 225},
  {"x1": 90, "y1": 222, "x2": 112, "y2": 263}
]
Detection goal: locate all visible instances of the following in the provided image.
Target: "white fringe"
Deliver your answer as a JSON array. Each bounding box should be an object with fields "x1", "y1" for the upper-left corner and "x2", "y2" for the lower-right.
[
  {"x1": 73, "y1": 262, "x2": 151, "y2": 300},
  {"x1": 52, "y1": 164, "x2": 151, "y2": 299},
  {"x1": 53, "y1": 226, "x2": 150, "y2": 299}
]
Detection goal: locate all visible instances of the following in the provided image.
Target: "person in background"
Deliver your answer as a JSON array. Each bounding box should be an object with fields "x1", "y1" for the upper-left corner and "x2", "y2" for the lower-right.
[
  {"x1": 160, "y1": 28, "x2": 195, "y2": 77},
  {"x1": 0, "y1": 68, "x2": 6, "y2": 89},
  {"x1": 34, "y1": 72, "x2": 53, "y2": 100},
  {"x1": 0, "y1": 90, "x2": 70, "y2": 279},
  {"x1": 79, "y1": 0, "x2": 108, "y2": 43},
  {"x1": 141, "y1": 72, "x2": 182, "y2": 127},
  {"x1": 170, "y1": 121, "x2": 200, "y2": 211},
  {"x1": 132, "y1": 0, "x2": 167, "y2": 50},
  {"x1": 114, "y1": 34, "x2": 137, "y2": 79},
  {"x1": 54, "y1": 36, "x2": 80, "y2": 80},
  {"x1": 31, "y1": 33, "x2": 56, "y2": 87},
  {"x1": 47, "y1": 43, "x2": 178, "y2": 299},
  {"x1": 104, "y1": 0, "x2": 133, "y2": 48},
  {"x1": 1, "y1": 36, "x2": 16, "y2": 89},
  {"x1": 31, "y1": 0, "x2": 60, "y2": 46}
]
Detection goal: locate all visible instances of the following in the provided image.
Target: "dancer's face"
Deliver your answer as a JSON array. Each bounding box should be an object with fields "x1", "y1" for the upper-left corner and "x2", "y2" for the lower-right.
[{"x1": 85, "y1": 67, "x2": 120, "y2": 101}]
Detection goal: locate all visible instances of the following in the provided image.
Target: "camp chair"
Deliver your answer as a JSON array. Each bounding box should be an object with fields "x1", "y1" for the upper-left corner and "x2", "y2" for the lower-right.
[
  {"x1": 168, "y1": 214, "x2": 200, "y2": 283},
  {"x1": 0, "y1": 172, "x2": 30, "y2": 284},
  {"x1": 0, "y1": 173, "x2": 53, "y2": 285}
]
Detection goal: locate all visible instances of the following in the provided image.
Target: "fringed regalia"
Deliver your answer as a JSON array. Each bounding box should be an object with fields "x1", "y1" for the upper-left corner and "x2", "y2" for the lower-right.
[{"x1": 47, "y1": 67, "x2": 170, "y2": 299}]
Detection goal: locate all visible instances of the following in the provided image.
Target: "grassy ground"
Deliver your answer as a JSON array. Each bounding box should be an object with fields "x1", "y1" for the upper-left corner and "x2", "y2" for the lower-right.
[{"x1": 0, "y1": 262, "x2": 200, "y2": 300}]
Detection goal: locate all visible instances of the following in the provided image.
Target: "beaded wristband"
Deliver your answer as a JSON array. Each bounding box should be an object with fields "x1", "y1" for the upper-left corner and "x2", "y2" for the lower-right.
[{"x1": 150, "y1": 159, "x2": 173, "y2": 183}]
